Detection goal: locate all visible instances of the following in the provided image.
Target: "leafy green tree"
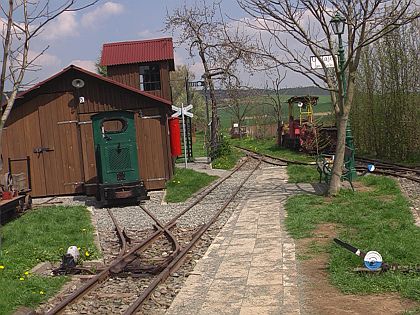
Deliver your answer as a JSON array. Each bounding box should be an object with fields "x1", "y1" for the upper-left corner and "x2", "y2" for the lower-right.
[
  {"x1": 352, "y1": 22, "x2": 420, "y2": 162},
  {"x1": 96, "y1": 51, "x2": 107, "y2": 76}
]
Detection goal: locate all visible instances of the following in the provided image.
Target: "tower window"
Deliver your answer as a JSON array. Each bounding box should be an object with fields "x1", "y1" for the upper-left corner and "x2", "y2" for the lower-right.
[{"x1": 139, "y1": 64, "x2": 161, "y2": 91}]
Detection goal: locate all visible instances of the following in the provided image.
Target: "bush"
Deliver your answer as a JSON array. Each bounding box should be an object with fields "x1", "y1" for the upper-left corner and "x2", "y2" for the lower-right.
[{"x1": 211, "y1": 134, "x2": 231, "y2": 160}]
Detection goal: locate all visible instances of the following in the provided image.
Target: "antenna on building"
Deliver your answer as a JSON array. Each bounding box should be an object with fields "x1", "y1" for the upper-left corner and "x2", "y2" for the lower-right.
[{"x1": 71, "y1": 78, "x2": 85, "y2": 89}]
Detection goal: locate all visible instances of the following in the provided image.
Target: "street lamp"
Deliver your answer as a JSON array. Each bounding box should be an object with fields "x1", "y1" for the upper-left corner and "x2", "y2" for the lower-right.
[
  {"x1": 330, "y1": 12, "x2": 357, "y2": 180},
  {"x1": 330, "y1": 12, "x2": 346, "y2": 96}
]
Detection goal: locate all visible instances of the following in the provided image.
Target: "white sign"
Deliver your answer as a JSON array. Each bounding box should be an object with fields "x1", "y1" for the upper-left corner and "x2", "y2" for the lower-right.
[
  {"x1": 310, "y1": 55, "x2": 337, "y2": 69},
  {"x1": 172, "y1": 104, "x2": 194, "y2": 118},
  {"x1": 171, "y1": 103, "x2": 194, "y2": 168}
]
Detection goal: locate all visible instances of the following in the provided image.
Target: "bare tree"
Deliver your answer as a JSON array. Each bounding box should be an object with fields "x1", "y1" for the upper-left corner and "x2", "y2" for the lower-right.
[
  {"x1": 0, "y1": 0, "x2": 100, "y2": 170},
  {"x1": 170, "y1": 65, "x2": 207, "y2": 132},
  {"x1": 237, "y1": 0, "x2": 419, "y2": 195},
  {"x1": 164, "y1": 0, "x2": 255, "y2": 158},
  {"x1": 263, "y1": 67, "x2": 286, "y2": 146},
  {"x1": 222, "y1": 80, "x2": 253, "y2": 140}
]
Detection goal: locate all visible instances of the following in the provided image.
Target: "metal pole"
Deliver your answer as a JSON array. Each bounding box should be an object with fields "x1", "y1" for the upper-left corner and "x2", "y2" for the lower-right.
[
  {"x1": 338, "y1": 33, "x2": 357, "y2": 180},
  {"x1": 185, "y1": 78, "x2": 192, "y2": 162},
  {"x1": 203, "y1": 79, "x2": 210, "y2": 163},
  {"x1": 181, "y1": 103, "x2": 188, "y2": 168},
  {"x1": 338, "y1": 34, "x2": 346, "y2": 98}
]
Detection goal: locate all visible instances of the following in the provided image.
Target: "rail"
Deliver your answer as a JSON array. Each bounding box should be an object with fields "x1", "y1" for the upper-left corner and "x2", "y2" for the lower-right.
[{"x1": 45, "y1": 155, "x2": 257, "y2": 314}]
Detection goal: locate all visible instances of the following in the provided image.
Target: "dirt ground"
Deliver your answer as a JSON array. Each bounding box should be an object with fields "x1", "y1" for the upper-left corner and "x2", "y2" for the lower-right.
[{"x1": 296, "y1": 223, "x2": 420, "y2": 315}]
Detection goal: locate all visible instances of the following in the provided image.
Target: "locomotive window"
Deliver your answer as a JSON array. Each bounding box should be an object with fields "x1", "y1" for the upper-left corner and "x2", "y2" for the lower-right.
[{"x1": 101, "y1": 118, "x2": 127, "y2": 134}]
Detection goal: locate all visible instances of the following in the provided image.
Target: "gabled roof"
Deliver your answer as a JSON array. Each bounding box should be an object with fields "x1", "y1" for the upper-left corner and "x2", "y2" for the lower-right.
[
  {"x1": 287, "y1": 95, "x2": 319, "y2": 106},
  {"x1": 100, "y1": 37, "x2": 175, "y2": 70},
  {"x1": 14, "y1": 64, "x2": 172, "y2": 106}
]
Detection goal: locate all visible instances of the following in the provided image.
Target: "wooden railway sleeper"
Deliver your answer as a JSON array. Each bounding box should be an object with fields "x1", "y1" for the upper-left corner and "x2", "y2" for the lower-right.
[
  {"x1": 123, "y1": 159, "x2": 262, "y2": 314},
  {"x1": 45, "y1": 159, "x2": 252, "y2": 314}
]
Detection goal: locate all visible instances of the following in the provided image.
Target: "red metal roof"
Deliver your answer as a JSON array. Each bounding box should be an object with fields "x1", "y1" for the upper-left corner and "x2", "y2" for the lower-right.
[
  {"x1": 100, "y1": 37, "x2": 175, "y2": 69},
  {"x1": 13, "y1": 65, "x2": 172, "y2": 106}
]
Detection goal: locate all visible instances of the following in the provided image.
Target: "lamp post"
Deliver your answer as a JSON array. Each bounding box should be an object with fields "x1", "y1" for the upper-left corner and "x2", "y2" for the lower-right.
[
  {"x1": 330, "y1": 12, "x2": 357, "y2": 180},
  {"x1": 202, "y1": 74, "x2": 211, "y2": 163}
]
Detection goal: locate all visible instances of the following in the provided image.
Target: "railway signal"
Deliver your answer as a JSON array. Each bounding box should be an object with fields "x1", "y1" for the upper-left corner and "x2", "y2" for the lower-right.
[{"x1": 172, "y1": 104, "x2": 194, "y2": 168}]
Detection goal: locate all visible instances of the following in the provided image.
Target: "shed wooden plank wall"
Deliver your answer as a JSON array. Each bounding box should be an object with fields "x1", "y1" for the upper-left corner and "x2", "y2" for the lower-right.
[
  {"x1": 3, "y1": 96, "x2": 45, "y2": 196},
  {"x1": 3, "y1": 93, "x2": 84, "y2": 196},
  {"x1": 136, "y1": 107, "x2": 172, "y2": 190},
  {"x1": 1, "y1": 69, "x2": 174, "y2": 197},
  {"x1": 107, "y1": 61, "x2": 172, "y2": 101}
]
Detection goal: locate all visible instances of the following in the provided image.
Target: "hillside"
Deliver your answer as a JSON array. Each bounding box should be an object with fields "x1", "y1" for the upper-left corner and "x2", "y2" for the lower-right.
[{"x1": 205, "y1": 86, "x2": 330, "y2": 100}]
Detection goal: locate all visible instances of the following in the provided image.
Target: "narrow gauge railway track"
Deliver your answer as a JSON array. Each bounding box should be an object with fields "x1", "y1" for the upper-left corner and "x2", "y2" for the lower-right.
[
  {"x1": 355, "y1": 166, "x2": 420, "y2": 184},
  {"x1": 235, "y1": 145, "x2": 420, "y2": 184},
  {"x1": 234, "y1": 145, "x2": 312, "y2": 166},
  {"x1": 355, "y1": 156, "x2": 420, "y2": 173},
  {"x1": 355, "y1": 157, "x2": 420, "y2": 184},
  {"x1": 43, "y1": 156, "x2": 261, "y2": 315}
]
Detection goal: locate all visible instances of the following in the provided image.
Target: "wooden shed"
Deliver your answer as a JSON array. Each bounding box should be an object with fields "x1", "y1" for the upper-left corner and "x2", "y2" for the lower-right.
[
  {"x1": 100, "y1": 37, "x2": 175, "y2": 101},
  {"x1": 1, "y1": 65, "x2": 174, "y2": 198}
]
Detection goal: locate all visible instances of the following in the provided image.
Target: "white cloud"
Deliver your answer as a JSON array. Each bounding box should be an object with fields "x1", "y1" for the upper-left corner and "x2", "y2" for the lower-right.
[
  {"x1": 189, "y1": 62, "x2": 204, "y2": 78},
  {"x1": 81, "y1": 2, "x2": 124, "y2": 28},
  {"x1": 34, "y1": 52, "x2": 61, "y2": 68},
  {"x1": 18, "y1": 51, "x2": 62, "y2": 88},
  {"x1": 173, "y1": 51, "x2": 185, "y2": 66},
  {"x1": 69, "y1": 59, "x2": 97, "y2": 73},
  {"x1": 137, "y1": 29, "x2": 161, "y2": 39},
  {"x1": 41, "y1": 11, "x2": 78, "y2": 40}
]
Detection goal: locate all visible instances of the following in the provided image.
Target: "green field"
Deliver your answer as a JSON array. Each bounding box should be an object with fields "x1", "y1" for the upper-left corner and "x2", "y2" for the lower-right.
[
  {"x1": 218, "y1": 94, "x2": 333, "y2": 129},
  {"x1": 0, "y1": 206, "x2": 99, "y2": 315},
  {"x1": 285, "y1": 176, "x2": 420, "y2": 301}
]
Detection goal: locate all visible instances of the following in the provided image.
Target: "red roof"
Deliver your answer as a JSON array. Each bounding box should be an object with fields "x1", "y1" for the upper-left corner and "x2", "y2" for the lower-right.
[
  {"x1": 13, "y1": 65, "x2": 172, "y2": 106},
  {"x1": 100, "y1": 38, "x2": 175, "y2": 69}
]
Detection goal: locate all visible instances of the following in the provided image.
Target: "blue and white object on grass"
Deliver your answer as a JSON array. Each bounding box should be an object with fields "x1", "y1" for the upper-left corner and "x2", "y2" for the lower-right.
[
  {"x1": 364, "y1": 251, "x2": 382, "y2": 270},
  {"x1": 367, "y1": 164, "x2": 375, "y2": 172}
]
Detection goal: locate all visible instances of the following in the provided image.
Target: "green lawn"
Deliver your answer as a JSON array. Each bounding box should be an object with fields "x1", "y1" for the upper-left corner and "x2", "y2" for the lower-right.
[
  {"x1": 230, "y1": 137, "x2": 314, "y2": 163},
  {"x1": 165, "y1": 168, "x2": 218, "y2": 203},
  {"x1": 287, "y1": 164, "x2": 319, "y2": 183},
  {"x1": 193, "y1": 132, "x2": 207, "y2": 157},
  {"x1": 0, "y1": 206, "x2": 99, "y2": 315},
  {"x1": 285, "y1": 175, "x2": 420, "y2": 301},
  {"x1": 218, "y1": 94, "x2": 333, "y2": 129},
  {"x1": 212, "y1": 147, "x2": 245, "y2": 170},
  {"x1": 229, "y1": 137, "x2": 320, "y2": 182}
]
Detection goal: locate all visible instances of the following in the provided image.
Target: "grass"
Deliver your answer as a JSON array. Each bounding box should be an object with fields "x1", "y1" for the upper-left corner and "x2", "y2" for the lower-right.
[
  {"x1": 165, "y1": 168, "x2": 218, "y2": 203},
  {"x1": 0, "y1": 206, "x2": 99, "y2": 315},
  {"x1": 212, "y1": 147, "x2": 245, "y2": 170},
  {"x1": 230, "y1": 137, "x2": 319, "y2": 183},
  {"x1": 230, "y1": 137, "x2": 314, "y2": 163},
  {"x1": 287, "y1": 164, "x2": 319, "y2": 183},
  {"x1": 285, "y1": 175, "x2": 420, "y2": 301},
  {"x1": 193, "y1": 132, "x2": 207, "y2": 157}
]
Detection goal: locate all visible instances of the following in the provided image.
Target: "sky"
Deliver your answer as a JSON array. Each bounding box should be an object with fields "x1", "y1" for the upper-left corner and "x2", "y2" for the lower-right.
[{"x1": 24, "y1": 0, "x2": 310, "y2": 88}]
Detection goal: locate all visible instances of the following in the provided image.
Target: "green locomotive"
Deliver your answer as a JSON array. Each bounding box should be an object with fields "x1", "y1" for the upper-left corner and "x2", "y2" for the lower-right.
[{"x1": 92, "y1": 111, "x2": 148, "y2": 206}]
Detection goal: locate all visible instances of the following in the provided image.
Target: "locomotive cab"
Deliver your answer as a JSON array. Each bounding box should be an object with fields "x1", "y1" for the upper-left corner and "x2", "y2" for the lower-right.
[
  {"x1": 92, "y1": 111, "x2": 148, "y2": 207},
  {"x1": 281, "y1": 96, "x2": 318, "y2": 151}
]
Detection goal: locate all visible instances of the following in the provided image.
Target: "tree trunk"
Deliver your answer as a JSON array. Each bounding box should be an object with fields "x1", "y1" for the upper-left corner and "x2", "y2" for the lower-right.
[
  {"x1": 328, "y1": 115, "x2": 348, "y2": 195},
  {"x1": 277, "y1": 119, "x2": 282, "y2": 146},
  {"x1": 208, "y1": 79, "x2": 219, "y2": 156},
  {"x1": 0, "y1": 90, "x2": 18, "y2": 171}
]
